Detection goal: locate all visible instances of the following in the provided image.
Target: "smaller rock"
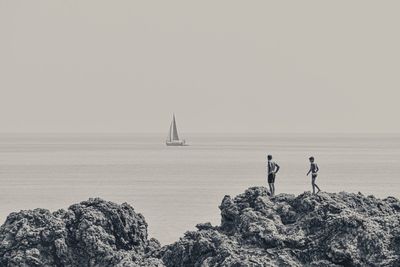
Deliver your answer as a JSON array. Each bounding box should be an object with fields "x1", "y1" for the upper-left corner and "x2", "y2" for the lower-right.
[{"x1": 195, "y1": 222, "x2": 214, "y2": 230}]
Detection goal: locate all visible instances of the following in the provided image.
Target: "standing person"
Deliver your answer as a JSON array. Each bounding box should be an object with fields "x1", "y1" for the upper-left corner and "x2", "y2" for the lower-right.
[
  {"x1": 307, "y1": 156, "x2": 321, "y2": 194},
  {"x1": 267, "y1": 155, "x2": 280, "y2": 197}
]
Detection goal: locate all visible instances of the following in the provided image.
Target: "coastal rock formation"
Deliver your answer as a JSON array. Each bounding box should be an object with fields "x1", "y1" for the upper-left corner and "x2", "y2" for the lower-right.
[
  {"x1": 0, "y1": 198, "x2": 163, "y2": 266},
  {"x1": 1, "y1": 188, "x2": 400, "y2": 266},
  {"x1": 160, "y1": 187, "x2": 400, "y2": 267}
]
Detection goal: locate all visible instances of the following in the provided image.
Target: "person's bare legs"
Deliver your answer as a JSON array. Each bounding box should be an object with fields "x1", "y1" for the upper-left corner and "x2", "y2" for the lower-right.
[
  {"x1": 269, "y1": 183, "x2": 273, "y2": 196},
  {"x1": 312, "y1": 176, "x2": 321, "y2": 194},
  {"x1": 269, "y1": 183, "x2": 275, "y2": 197},
  {"x1": 315, "y1": 183, "x2": 321, "y2": 194}
]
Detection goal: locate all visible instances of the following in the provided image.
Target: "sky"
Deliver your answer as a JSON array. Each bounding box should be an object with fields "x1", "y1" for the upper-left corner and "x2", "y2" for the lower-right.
[{"x1": 1, "y1": 1, "x2": 399, "y2": 133}]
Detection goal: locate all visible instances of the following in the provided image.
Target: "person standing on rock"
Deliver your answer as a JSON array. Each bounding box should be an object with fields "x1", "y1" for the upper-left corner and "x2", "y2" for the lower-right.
[
  {"x1": 307, "y1": 156, "x2": 321, "y2": 194},
  {"x1": 267, "y1": 155, "x2": 280, "y2": 197}
]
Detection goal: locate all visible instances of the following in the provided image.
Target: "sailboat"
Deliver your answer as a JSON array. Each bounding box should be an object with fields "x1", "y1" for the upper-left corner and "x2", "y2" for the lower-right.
[{"x1": 166, "y1": 114, "x2": 186, "y2": 146}]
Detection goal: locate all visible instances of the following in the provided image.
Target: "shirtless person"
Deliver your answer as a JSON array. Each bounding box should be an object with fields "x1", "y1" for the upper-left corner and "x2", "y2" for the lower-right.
[
  {"x1": 267, "y1": 155, "x2": 280, "y2": 197},
  {"x1": 307, "y1": 156, "x2": 321, "y2": 194}
]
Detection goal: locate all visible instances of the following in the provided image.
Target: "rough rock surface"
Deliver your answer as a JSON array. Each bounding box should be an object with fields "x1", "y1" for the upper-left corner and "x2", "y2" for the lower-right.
[
  {"x1": 160, "y1": 187, "x2": 400, "y2": 267},
  {"x1": 1, "y1": 188, "x2": 400, "y2": 267},
  {"x1": 0, "y1": 198, "x2": 163, "y2": 266}
]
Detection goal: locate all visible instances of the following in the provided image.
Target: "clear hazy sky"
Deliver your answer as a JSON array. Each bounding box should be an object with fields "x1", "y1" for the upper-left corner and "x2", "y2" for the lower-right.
[{"x1": 1, "y1": 1, "x2": 399, "y2": 133}]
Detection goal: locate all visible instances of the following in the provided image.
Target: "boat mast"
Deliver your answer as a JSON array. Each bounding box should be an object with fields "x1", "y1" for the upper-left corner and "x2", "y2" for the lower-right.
[{"x1": 167, "y1": 122, "x2": 172, "y2": 142}]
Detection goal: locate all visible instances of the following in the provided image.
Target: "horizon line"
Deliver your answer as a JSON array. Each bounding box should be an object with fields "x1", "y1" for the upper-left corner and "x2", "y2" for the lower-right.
[{"x1": 0, "y1": 131, "x2": 399, "y2": 135}]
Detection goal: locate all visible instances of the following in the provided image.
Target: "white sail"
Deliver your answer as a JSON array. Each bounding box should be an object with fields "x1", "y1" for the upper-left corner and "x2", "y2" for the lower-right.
[{"x1": 171, "y1": 114, "x2": 179, "y2": 141}]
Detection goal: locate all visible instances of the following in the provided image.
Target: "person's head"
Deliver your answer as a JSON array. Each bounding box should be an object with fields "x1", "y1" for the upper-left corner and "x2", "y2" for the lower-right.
[
  {"x1": 267, "y1": 155, "x2": 272, "y2": 161},
  {"x1": 309, "y1": 156, "x2": 314, "y2": 163}
]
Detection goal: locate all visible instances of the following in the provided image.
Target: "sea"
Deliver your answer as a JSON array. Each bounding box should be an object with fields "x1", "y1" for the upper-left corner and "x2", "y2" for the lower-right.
[{"x1": 0, "y1": 133, "x2": 399, "y2": 244}]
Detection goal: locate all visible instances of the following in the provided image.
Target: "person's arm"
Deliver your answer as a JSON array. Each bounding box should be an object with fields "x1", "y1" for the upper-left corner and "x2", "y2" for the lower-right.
[
  {"x1": 275, "y1": 163, "x2": 280, "y2": 174},
  {"x1": 315, "y1": 164, "x2": 319, "y2": 173},
  {"x1": 306, "y1": 166, "x2": 311, "y2": 176}
]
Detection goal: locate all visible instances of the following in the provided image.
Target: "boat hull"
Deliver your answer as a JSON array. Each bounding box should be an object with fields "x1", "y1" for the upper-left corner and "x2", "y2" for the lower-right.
[{"x1": 166, "y1": 140, "x2": 186, "y2": 146}]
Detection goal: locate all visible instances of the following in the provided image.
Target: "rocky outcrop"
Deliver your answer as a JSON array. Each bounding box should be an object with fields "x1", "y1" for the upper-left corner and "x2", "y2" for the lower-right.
[
  {"x1": 160, "y1": 187, "x2": 400, "y2": 267},
  {"x1": 1, "y1": 188, "x2": 400, "y2": 266},
  {"x1": 0, "y1": 198, "x2": 163, "y2": 266}
]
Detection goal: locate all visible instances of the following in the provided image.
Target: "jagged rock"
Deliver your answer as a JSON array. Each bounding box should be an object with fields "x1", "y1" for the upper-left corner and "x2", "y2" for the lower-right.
[
  {"x1": 0, "y1": 198, "x2": 164, "y2": 267},
  {"x1": 160, "y1": 187, "x2": 400, "y2": 267},
  {"x1": 1, "y1": 188, "x2": 400, "y2": 266}
]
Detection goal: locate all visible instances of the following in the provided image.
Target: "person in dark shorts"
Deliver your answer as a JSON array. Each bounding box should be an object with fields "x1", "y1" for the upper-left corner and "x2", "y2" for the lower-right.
[
  {"x1": 267, "y1": 155, "x2": 280, "y2": 197},
  {"x1": 307, "y1": 156, "x2": 321, "y2": 194}
]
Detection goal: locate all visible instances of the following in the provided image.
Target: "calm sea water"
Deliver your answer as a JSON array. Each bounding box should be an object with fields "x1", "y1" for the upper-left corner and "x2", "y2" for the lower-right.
[{"x1": 0, "y1": 133, "x2": 399, "y2": 244}]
